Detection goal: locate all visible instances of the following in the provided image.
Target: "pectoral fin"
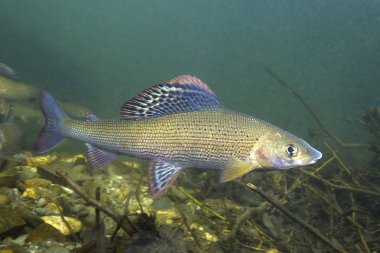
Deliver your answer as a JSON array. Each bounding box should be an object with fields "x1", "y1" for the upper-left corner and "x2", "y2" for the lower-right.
[
  {"x1": 220, "y1": 157, "x2": 258, "y2": 182},
  {"x1": 148, "y1": 160, "x2": 182, "y2": 197}
]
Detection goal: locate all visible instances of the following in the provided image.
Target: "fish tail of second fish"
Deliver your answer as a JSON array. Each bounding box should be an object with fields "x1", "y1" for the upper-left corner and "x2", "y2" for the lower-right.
[{"x1": 34, "y1": 91, "x2": 69, "y2": 153}]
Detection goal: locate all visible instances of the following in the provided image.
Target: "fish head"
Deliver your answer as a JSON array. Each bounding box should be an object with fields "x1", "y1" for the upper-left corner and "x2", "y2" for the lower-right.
[{"x1": 251, "y1": 130, "x2": 322, "y2": 170}]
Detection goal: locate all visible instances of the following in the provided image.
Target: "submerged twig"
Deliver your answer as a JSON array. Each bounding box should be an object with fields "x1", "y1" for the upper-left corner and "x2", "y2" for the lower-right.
[
  {"x1": 228, "y1": 202, "x2": 268, "y2": 239},
  {"x1": 265, "y1": 67, "x2": 373, "y2": 149},
  {"x1": 56, "y1": 170, "x2": 134, "y2": 237},
  {"x1": 244, "y1": 182, "x2": 348, "y2": 253},
  {"x1": 135, "y1": 173, "x2": 145, "y2": 214},
  {"x1": 167, "y1": 192, "x2": 203, "y2": 250},
  {"x1": 176, "y1": 186, "x2": 226, "y2": 221},
  {"x1": 301, "y1": 170, "x2": 380, "y2": 197}
]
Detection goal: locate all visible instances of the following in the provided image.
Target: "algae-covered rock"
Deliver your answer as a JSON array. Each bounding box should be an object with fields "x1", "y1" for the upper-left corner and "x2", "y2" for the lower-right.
[
  {"x1": 44, "y1": 246, "x2": 71, "y2": 253},
  {"x1": 23, "y1": 154, "x2": 57, "y2": 167},
  {"x1": 21, "y1": 187, "x2": 40, "y2": 199},
  {"x1": 0, "y1": 193, "x2": 11, "y2": 205},
  {"x1": 0, "y1": 173, "x2": 18, "y2": 188},
  {"x1": 44, "y1": 203, "x2": 61, "y2": 215},
  {"x1": 41, "y1": 216, "x2": 82, "y2": 235},
  {"x1": 0, "y1": 243, "x2": 29, "y2": 253},
  {"x1": 0, "y1": 206, "x2": 26, "y2": 235},
  {"x1": 15, "y1": 166, "x2": 38, "y2": 180},
  {"x1": 28, "y1": 223, "x2": 66, "y2": 244},
  {"x1": 24, "y1": 178, "x2": 52, "y2": 188},
  {"x1": 36, "y1": 197, "x2": 47, "y2": 207},
  {"x1": 22, "y1": 186, "x2": 55, "y2": 200}
]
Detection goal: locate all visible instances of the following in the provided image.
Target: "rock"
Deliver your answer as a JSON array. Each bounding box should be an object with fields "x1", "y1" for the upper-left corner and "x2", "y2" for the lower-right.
[
  {"x1": 24, "y1": 178, "x2": 52, "y2": 188},
  {"x1": 0, "y1": 193, "x2": 10, "y2": 205},
  {"x1": 23, "y1": 154, "x2": 57, "y2": 167},
  {"x1": 22, "y1": 187, "x2": 39, "y2": 199},
  {"x1": 41, "y1": 216, "x2": 82, "y2": 235},
  {"x1": 15, "y1": 204, "x2": 44, "y2": 227},
  {"x1": 44, "y1": 203, "x2": 61, "y2": 215},
  {"x1": 15, "y1": 166, "x2": 38, "y2": 180},
  {"x1": 28, "y1": 223, "x2": 66, "y2": 244},
  {"x1": 34, "y1": 207, "x2": 49, "y2": 216},
  {"x1": 71, "y1": 204, "x2": 84, "y2": 213},
  {"x1": 13, "y1": 234, "x2": 28, "y2": 246},
  {"x1": 77, "y1": 209, "x2": 89, "y2": 218},
  {"x1": 7, "y1": 188, "x2": 21, "y2": 202},
  {"x1": 22, "y1": 186, "x2": 55, "y2": 200},
  {"x1": 0, "y1": 206, "x2": 26, "y2": 235},
  {"x1": 72, "y1": 165, "x2": 87, "y2": 173},
  {"x1": 36, "y1": 197, "x2": 47, "y2": 207},
  {"x1": 155, "y1": 209, "x2": 181, "y2": 225},
  {"x1": 0, "y1": 173, "x2": 18, "y2": 188},
  {"x1": 48, "y1": 184, "x2": 65, "y2": 196},
  {"x1": 0, "y1": 244, "x2": 29, "y2": 253},
  {"x1": 44, "y1": 246, "x2": 70, "y2": 253}
]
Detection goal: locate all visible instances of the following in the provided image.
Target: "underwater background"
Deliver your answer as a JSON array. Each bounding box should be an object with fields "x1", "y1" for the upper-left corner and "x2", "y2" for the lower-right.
[{"x1": 0, "y1": 1, "x2": 380, "y2": 252}]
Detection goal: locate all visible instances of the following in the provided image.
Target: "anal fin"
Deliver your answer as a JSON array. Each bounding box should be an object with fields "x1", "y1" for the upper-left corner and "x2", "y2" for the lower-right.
[
  {"x1": 148, "y1": 160, "x2": 182, "y2": 197},
  {"x1": 85, "y1": 143, "x2": 118, "y2": 169},
  {"x1": 220, "y1": 157, "x2": 257, "y2": 182}
]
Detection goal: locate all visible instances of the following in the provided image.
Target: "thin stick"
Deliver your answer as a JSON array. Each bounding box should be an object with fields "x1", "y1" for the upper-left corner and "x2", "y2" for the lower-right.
[
  {"x1": 244, "y1": 182, "x2": 348, "y2": 253},
  {"x1": 56, "y1": 170, "x2": 134, "y2": 237},
  {"x1": 176, "y1": 186, "x2": 226, "y2": 221},
  {"x1": 265, "y1": 67, "x2": 373, "y2": 149},
  {"x1": 301, "y1": 170, "x2": 380, "y2": 197},
  {"x1": 228, "y1": 202, "x2": 268, "y2": 239},
  {"x1": 167, "y1": 193, "x2": 203, "y2": 250},
  {"x1": 135, "y1": 173, "x2": 145, "y2": 214}
]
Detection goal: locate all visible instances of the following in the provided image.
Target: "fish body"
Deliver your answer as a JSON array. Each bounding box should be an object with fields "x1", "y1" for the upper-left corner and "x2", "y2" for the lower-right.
[
  {"x1": 0, "y1": 64, "x2": 39, "y2": 100},
  {"x1": 61, "y1": 101, "x2": 91, "y2": 119},
  {"x1": 34, "y1": 75, "x2": 322, "y2": 197},
  {"x1": 0, "y1": 106, "x2": 22, "y2": 157}
]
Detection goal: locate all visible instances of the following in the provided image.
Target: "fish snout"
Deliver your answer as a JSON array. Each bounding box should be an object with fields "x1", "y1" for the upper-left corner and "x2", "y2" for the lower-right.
[{"x1": 309, "y1": 148, "x2": 322, "y2": 164}]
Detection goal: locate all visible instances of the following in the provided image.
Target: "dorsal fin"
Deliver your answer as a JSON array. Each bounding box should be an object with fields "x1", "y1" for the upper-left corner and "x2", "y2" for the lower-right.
[
  {"x1": 120, "y1": 75, "x2": 223, "y2": 119},
  {"x1": 0, "y1": 63, "x2": 20, "y2": 80}
]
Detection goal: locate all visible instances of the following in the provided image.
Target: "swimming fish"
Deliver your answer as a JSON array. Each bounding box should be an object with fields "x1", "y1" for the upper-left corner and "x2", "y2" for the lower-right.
[
  {"x1": 0, "y1": 63, "x2": 40, "y2": 100},
  {"x1": 0, "y1": 105, "x2": 22, "y2": 157},
  {"x1": 34, "y1": 75, "x2": 322, "y2": 197},
  {"x1": 61, "y1": 101, "x2": 92, "y2": 119}
]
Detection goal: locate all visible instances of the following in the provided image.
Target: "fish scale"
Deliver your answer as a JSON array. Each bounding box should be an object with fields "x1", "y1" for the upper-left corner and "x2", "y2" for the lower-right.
[
  {"x1": 35, "y1": 75, "x2": 322, "y2": 197},
  {"x1": 63, "y1": 109, "x2": 275, "y2": 169}
]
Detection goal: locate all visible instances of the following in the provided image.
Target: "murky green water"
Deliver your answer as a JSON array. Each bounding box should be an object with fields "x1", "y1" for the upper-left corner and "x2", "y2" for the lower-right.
[{"x1": 0, "y1": 1, "x2": 379, "y2": 252}]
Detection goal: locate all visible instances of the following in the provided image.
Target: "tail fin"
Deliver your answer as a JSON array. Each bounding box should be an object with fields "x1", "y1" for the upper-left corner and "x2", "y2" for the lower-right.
[{"x1": 33, "y1": 91, "x2": 68, "y2": 153}]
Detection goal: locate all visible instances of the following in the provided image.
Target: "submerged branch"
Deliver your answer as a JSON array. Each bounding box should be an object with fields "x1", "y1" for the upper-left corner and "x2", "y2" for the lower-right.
[
  {"x1": 244, "y1": 182, "x2": 348, "y2": 253},
  {"x1": 265, "y1": 67, "x2": 373, "y2": 149},
  {"x1": 56, "y1": 170, "x2": 135, "y2": 237},
  {"x1": 301, "y1": 170, "x2": 380, "y2": 197}
]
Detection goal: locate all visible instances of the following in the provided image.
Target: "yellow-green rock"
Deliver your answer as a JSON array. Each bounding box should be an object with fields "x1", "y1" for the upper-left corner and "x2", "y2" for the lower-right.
[
  {"x1": 44, "y1": 203, "x2": 61, "y2": 215},
  {"x1": 22, "y1": 187, "x2": 39, "y2": 200},
  {"x1": 24, "y1": 178, "x2": 52, "y2": 188},
  {"x1": 28, "y1": 223, "x2": 66, "y2": 243},
  {"x1": 0, "y1": 194, "x2": 10, "y2": 205},
  {"x1": 266, "y1": 249, "x2": 280, "y2": 253},
  {"x1": 41, "y1": 216, "x2": 82, "y2": 235}
]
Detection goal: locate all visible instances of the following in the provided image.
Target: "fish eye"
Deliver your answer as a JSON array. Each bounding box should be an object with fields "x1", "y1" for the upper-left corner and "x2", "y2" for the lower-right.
[{"x1": 285, "y1": 144, "x2": 298, "y2": 157}]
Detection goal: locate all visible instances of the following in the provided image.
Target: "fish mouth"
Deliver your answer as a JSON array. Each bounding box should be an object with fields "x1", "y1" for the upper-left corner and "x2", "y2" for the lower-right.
[{"x1": 309, "y1": 148, "x2": 323, "y2": 164}]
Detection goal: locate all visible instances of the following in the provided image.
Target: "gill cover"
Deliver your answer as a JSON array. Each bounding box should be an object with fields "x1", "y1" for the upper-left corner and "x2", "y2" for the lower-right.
[{"x1": 255, "y1": 131, "x2": 322, "y2": 169}]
